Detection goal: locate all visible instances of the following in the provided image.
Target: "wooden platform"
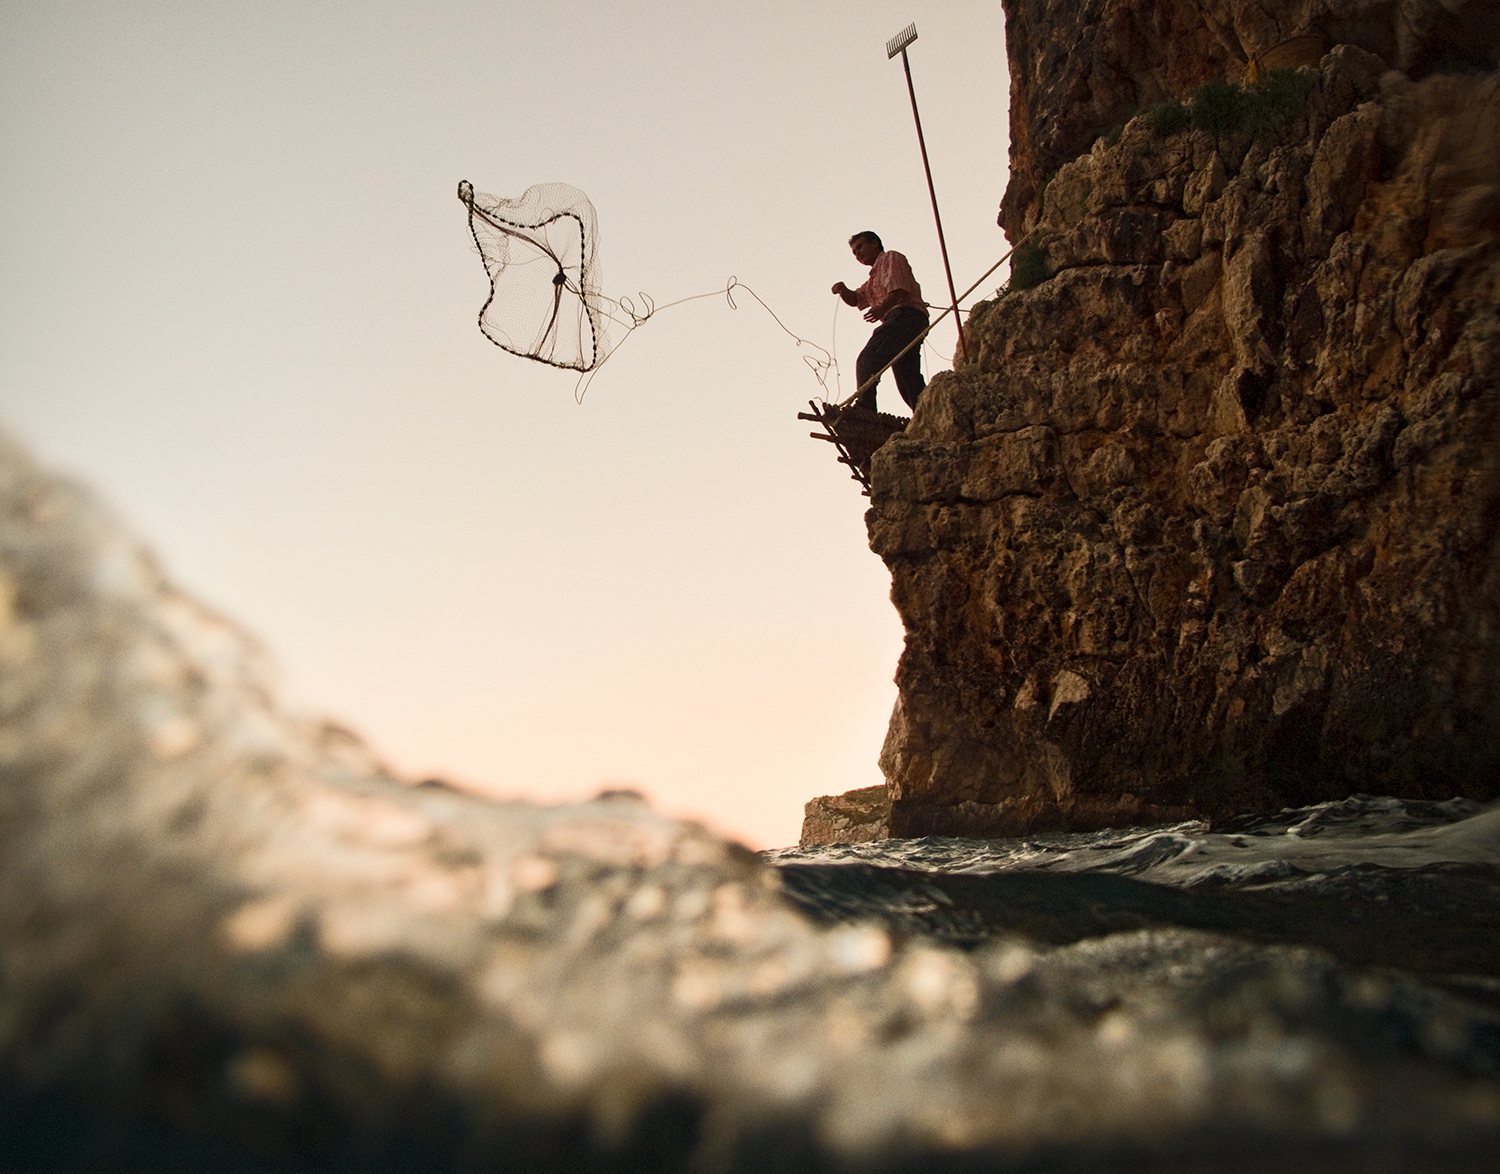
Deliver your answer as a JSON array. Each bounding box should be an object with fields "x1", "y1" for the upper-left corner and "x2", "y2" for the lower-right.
[{"x1": 798, "y1": 400, "x2": 909, "y2": 496}]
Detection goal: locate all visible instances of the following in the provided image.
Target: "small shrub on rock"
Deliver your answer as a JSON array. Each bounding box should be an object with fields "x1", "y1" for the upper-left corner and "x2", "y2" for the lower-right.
[
  {"x1": 1190, "y1": 71, "x2": 1311, "y2": 143},
  {"x1": 1143, "y1": 101, "x2": 1191, "y2": 137},
  {"x1": 1009, "y1": 243, "x2": 1050, "y2": 292},
  {"x1": 1190, "y1": 79, "x2": 1246, "y2": 137},
  {"x1": 1243, "y1": 69, "x2": 1310, "y2": 142}
]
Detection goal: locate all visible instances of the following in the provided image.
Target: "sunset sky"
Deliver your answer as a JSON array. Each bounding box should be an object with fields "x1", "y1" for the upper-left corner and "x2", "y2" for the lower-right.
[{"x1": 0, "y1": 0, "x2": 1011, "y2": 848}]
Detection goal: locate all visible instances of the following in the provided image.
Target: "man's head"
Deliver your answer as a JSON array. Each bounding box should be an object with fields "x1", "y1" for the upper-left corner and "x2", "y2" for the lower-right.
[{"x1": 848, "y1": 231, "x2": 883, "y2": 266}]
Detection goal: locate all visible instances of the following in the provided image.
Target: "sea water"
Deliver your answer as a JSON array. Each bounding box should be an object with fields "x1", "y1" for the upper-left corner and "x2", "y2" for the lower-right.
[
  {"x1": 766, "y1": 795, "x2": 1500, "y2": 998},
  {"x1": 768, "y1": 794, "x2": 1496, "y2": 885}
]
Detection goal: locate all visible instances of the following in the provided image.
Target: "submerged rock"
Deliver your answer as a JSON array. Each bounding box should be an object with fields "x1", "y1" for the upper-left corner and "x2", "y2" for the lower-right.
[{"x1": 2, "y1": 437, "x2": 1500, "y2": 1169}]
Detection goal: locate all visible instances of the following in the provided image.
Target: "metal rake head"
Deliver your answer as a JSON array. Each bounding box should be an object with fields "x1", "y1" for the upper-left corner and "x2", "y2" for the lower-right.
[{"x1": 886, "y1": 22, "x2": 917, "y2": 59}]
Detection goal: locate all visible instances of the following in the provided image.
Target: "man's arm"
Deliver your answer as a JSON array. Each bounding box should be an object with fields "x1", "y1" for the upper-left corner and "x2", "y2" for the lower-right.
[{"x1": 830, "y1": 281, "x2": 861, "y2": 306}]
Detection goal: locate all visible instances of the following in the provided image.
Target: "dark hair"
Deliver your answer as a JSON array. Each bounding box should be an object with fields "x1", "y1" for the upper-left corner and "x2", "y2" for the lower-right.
[{"x1": 848, "y1": 231, "x2": 883, "y2": 251}]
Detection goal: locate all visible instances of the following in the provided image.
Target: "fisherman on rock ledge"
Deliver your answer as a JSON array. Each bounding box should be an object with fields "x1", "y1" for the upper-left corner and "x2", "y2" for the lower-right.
[{"x1": 831, "y1": 231, "x2": 929, "y2": 413}]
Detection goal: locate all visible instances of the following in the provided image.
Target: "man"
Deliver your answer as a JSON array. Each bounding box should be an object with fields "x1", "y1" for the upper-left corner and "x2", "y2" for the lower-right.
[{"x1": 831, "y1": 231, "x2": 929, "y2": 412}]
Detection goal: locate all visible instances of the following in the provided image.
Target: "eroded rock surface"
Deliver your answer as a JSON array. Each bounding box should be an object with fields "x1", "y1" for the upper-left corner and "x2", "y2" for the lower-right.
[
  {"x1": 863, "y1": 39, "x2": 1500, "y2": 839},
  {"x1": 4, "y1": 437, "x2": 1500, "y2": 1169},
  {"x1": 1000, "y1": 0, "x2": 1500, "y2": 234}
]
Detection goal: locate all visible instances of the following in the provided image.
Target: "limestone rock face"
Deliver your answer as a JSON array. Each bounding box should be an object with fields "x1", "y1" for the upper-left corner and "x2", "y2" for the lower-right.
[
  {"x1": 870, "y1": 39, "x2": 1500, "y2": 838},
  {"x1": 1000, "y1": 0, "x2": 1500, "y2": 234}
]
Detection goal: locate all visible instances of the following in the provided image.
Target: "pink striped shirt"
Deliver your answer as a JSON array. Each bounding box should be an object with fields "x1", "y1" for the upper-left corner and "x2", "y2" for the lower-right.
[{"x1": 855, "y1": 251, "x2": 925, "y2": 320}]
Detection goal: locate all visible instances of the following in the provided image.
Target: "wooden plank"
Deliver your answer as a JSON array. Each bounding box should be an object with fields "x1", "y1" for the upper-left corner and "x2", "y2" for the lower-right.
[{"x1": 798, "y1": 398, "x2": 895, "y2": 497}]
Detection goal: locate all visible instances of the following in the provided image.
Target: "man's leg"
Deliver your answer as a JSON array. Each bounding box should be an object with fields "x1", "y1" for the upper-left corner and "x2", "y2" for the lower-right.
[
  {"x1": 854, "y1": 313, "x2": 921, "y2": 412},
  {"x1": 891, "y1": 309, "x2": 928, "y2": 410},
  {"x1": 854, "y1": 337, "x2": 884, "y2": 411}
]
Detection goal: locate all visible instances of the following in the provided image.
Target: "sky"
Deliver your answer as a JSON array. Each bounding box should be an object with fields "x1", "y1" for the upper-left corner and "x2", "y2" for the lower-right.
[{"x1": 0, "y1": 0, "x2": 1011, "y2": 849}]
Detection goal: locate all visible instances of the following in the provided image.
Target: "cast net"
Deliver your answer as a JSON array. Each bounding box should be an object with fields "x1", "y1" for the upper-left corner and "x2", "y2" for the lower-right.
[{"x1": 458, "y1": 180, "x2": 608, "y2": 371}]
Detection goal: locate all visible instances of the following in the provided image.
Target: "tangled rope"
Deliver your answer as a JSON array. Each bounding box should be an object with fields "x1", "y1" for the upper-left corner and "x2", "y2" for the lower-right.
[{"x1": 573, "y1": 278, "x2": 837, "y2": 403}]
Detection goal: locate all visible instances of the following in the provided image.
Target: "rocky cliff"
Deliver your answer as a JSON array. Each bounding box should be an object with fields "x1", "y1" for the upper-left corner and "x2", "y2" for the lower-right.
[{"x1": 805, "y1": 0, "x2": 1500, "y2": 843}]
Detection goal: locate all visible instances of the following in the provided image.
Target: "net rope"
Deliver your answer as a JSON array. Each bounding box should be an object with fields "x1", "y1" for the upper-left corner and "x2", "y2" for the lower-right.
[{"x1": 460, "y1": 179, "x2": 836, "y2": 402}]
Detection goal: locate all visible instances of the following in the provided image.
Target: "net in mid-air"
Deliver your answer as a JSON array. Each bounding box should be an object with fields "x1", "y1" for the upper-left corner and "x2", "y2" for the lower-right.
[{"x1": 458, "y1": 180, "x2": 607, "y2": 372}]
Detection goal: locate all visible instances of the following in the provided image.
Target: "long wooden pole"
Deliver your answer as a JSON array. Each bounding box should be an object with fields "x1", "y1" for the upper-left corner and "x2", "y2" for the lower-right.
[{"x1": 900, "y1": 46, "x2": 966, "y2": 361}]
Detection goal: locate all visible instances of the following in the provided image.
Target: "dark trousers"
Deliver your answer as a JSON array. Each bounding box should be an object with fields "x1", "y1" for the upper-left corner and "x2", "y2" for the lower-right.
[{"x1": 855, "y1": 306, "x2": 928, "y2": 412}]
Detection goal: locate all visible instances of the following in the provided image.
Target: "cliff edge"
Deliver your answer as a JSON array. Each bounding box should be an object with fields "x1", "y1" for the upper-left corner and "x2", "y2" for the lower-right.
[{"x1": 805, "y1": 0, "x2": 1500, "y2": 844}]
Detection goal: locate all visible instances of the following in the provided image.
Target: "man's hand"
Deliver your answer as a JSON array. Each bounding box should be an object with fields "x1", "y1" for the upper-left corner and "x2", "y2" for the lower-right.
[
  {"x1": 863, "y1": 292, "x2": 898, "y2": 322},
  {"x1": 831, "y1": 281, "x2": 860, "y2": 308}
]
